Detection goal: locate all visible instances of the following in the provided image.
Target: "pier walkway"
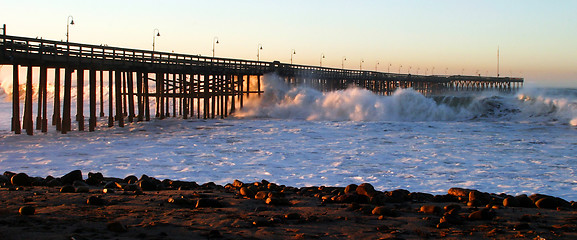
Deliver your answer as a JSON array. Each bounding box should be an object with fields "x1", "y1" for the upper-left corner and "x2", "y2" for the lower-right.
[{"x1": 0, "y1": 29, "x2": 523, "y2": 135}]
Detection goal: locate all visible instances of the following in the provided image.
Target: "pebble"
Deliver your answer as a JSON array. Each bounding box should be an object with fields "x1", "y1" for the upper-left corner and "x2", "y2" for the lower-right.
[
  {"x1": 19, "y1": 206, "x2": 35, "y2": 215},
  {"x1": 11, "y1": 173, "x2": 32, "y2": 186}
]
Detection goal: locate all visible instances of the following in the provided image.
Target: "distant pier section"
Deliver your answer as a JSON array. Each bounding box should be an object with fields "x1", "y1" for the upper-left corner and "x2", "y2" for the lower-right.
[{"x1": 0, "y1": 27, "x2": 523, "y2": 135}]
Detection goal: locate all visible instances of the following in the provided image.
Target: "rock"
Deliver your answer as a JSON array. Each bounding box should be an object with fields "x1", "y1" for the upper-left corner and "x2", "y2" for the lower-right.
[
  {"x1": 61, "y1": 170, "x2": 83, "y2": 185},
  {"x1": 73, "y1": 180, "x2": 89, "y2": 188},
  {"x1": 138, "y1": 179, "x2": 157, "y2": 191},
  {"x1": 448, "y1": 188, "x2": 473, "y2": 198},
  {"x1": 356, "y1": 183, "x2": 378, "y2": 198},
  {"x1": 103, "y1": 181, "x2": 120, "y2": 189},
  {"x1": 386, "y1": 189, "x2": 410, "y2": 203},
  {"x1": 122, "y1": 184, "x2": 138, "y2": 191},
  {"x1": 419, "y1": 205, "x2": 441, "y2": 215},
  {"x1": 468, "y1": 208, "x2": 494, "y2": 221},
  {"x1": 265, "y1": 197, "x2": 290, "y2": 206},
  {"x1": 408, "y1": 192, "x2": 434, "y2": 202},
  {"x1": 60, "y1": 185, "x2": 76, "y2": 193},
  {"x1": 233, "y1": 179, "x2": 244, "y2": 188},
  {"x1": 440, "y1": 214, "x2": 463, "y2": 225},
  {"x1": 0, "y1": 175, "x2": 9, "y2": 184},
  {"x1": 11, "y1": 173, "x2": 32, "y2": 186},
  {"x1": 344, "y1": 184, "x2": 358, "y2": 194},
  {"x1": 76, "y1": 186, "x2": 90, "y2": 193},
  {"x1": 3, "y1": 171, "x2": 16, "y2": 179},
  {"x1": 107, "y1": 222, "x2": 128, "y2": 233},
  {"x1": 19, "y1": 206, "x2": 35, "y2": 215},
  {"x1": 207, "y1": 230, "x2": 221, "y2": 238},
  {"x1": 47, "y1": 179, "x2": 63, "y2": 187},
  {"x1": 432, "y1": 194, "x2": 458, "y2": 203},
  {"x1": 255, "y1": 191, "x2": 269, "y2": 200},
  {"x1": 123, "y1": 175, "x2": 138, "y2": 184},
  {"x1": 86, "y1": 172, "x2": 104, "y2": 185},
  {"x1": 503, "y1": 196, "x2": 520, "y2": 207},
  {"x1": 239, "y1": 187, "x2": 255, "y2": 198},
  {"x1": 168, "y1": 197, "x2": 191, "y2": 205},
  {"x1": 372, "y1": 206, "x2": 399, "y2": 217},
  {"x1": 469, "y1": 190, "x2": 490, "y2": 206},
  {"x1": 195, "y1": 198, "x2": 222, "y2": 208},
  {"x1": 87, "y1": 196, "x2": 106, "y2": 206},
  {"x1": 535, "y1": 197, "x2": 559, "y2": 209},
  {"x1": 515, "y1": 194, "x2": 535, "y2": 208},
  {"x1": 443, "y1": 204, "x2": 462, "y2": 212},
  {"x1": 437, "y1": 221, "x2": 451, "y2": 229}
]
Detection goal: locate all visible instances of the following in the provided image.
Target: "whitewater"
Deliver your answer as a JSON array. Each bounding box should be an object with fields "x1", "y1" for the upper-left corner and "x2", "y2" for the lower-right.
[{"x1": 1, "y1": 73, "x2": 577, "y2": 200}]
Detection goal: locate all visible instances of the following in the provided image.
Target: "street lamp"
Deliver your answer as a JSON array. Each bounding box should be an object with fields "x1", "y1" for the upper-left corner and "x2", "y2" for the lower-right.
[
  {"x1": 257, "y1": 43, "x2": 263, "y2": 61},
  {"x1": 375, "y1": 61, "x2": 380, "y2": 71},
  {"x1": 152, "y1": 28, "x2": 160, "y2": 51},
  {"x1": 408, "y1": 66, "x2": 412, "y2": 74},
  {"x1": 320, "y1": 53, "x2": 325, "y2": 67},
  {"x1": 398, "y1": 65, "x2": 402, "y2": 74},
  {"x1": 66, "y1": 15, "x2": 74, "y2": 42},
  {"x1": 212, "y1": 37, "x2": 219, "y2": 57},
  {"x1": 360, "y1": 59, "x2": 364, "y2": 70},
  {"x1": 342, "y1": 56, "x2": 347, "y2": 69},
  {"x1": 388, "y1": 63, "x2": 392, "y2": 72},
  {"x1": 290, "y1": 49, "x2": 296, "y2": 64}
]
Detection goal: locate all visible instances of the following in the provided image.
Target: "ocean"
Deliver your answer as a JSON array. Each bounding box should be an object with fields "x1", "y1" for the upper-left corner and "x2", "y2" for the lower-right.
[{"x1": 1, "y1": 73, "x2": 576, "y2": 200}]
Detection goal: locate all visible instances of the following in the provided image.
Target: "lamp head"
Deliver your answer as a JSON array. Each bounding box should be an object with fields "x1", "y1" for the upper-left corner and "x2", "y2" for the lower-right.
[
  {"x1": 70, "y1": 19, "x2": 75, "y2": 25},
  {"x1": 156, "y1": 32, "x2": 160, "y2": 37}
]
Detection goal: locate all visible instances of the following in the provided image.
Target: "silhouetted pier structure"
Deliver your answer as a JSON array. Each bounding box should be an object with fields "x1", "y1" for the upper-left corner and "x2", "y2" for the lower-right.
[{"x1": 0, "y1": 29, "x2": 523, "y2": 135}]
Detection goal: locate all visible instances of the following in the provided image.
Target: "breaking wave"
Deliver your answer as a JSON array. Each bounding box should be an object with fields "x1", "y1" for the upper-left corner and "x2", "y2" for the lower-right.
[{"x1": 236, "y1": 73, "x2": 577, "y2": 126}]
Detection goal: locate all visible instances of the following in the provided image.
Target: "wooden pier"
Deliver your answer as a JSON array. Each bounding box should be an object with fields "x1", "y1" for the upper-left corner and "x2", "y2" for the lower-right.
[{"x1": 0, "y1": 29, "x2": 523, "y2": 135}]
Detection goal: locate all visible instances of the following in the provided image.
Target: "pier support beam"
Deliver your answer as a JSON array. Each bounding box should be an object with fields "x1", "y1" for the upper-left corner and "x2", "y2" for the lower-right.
[
  {"x1": 23, "y1": 66, "x2": 34, "y2": 135},
  {"x1": 89, "y1": 69, "x2": 97, "y2": 132},
  {"x1": 53, "y1": 68, "x2": 61, "y2": 131},
  {"x1": 11, "y1": 64, "x2": 21, "y2": 134}
]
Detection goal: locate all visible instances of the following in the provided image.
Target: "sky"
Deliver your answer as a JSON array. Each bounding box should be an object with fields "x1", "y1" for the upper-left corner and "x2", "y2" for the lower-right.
[{"x1": 1, "y1": 0, "x2": 576, "y2": 87}]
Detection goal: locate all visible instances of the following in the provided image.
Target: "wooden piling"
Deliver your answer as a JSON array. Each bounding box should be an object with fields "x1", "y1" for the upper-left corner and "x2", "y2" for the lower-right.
[
  {"x1": 136, "y1": 71, "x2": 144, "y2": 121},
  {"x1": 77, "y1": 69, "x2": 84, "y2": 131},
  {"x1": 62, "y1": 68, "x2": 72, "y2": 133},
  {"x1": 99, "y1": 70, "x2": 105, "y2": 117},
  {"x1": 36, "y1": 66, "x2": 44, "y2": 130},
  {"x1": 11, "y1": 64, "x2": 21, "y2": 134},
  {"x1": 89, "y1": 69, "x2": 97, "y2": 132},
  {"x1": 108, "y1": 71, "x2": 114, "y2": 127},
  {"x1": 40, "y1": 66, "x2": 48, "y2": 133},
  {"x1": 143, "y1": 72, "x2": 151, "y2": 121},
  {"x1": 53, "y1": 67, "x2": 61, "y2": 131},
  {"x1": 127, "y1": 71, "x2": 135, "y2": 122},
  {"x1": 115, "y1": 70, "x2": 124, "y2": 127},
  {"x1": 23, "y1": 66, "x2": 34, "y2": 135}
]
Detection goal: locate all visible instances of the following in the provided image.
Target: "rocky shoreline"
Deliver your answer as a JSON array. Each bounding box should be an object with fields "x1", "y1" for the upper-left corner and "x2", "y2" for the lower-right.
[{"x1": 1, "y1": 170, "x2": 576, "y2": 239}]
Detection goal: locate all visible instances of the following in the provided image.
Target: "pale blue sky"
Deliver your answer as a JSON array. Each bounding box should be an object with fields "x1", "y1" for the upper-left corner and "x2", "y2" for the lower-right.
[{"x1": 2, "y1": 0, "x2": 576, "y2": 86}]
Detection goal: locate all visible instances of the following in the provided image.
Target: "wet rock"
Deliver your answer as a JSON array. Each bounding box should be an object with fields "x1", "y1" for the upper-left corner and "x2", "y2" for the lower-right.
[
  {"x1": 372, "y1": 206, "x2": 399, "y2": 217},
  {"x1": 333, "y1": 193, "x2": 368, "y2": 204},
  {"x1": 419, "y1": 205, "x2": 441, "y2": 215},
  {"x1": 344, "y1": 184, "x2": 358, "y2": 194},
  {"x1": 535, "y1": 197, "x2": 559, "y2": 209},
  {"x1": 195, "y1": 198, "x2": 222, "y2": 208},
  {"x1": 87, "y1": 196, "x2": 106, "y2": 206},
  {"x1": 47, "y1": 179, "x2": 63, "y2": 187},
  {"x1": 3, "y1": 171, "x2": 16, "y2": 179},
  {"x1": 356, "y1": 183, "x2": 378, "y2": 198},
  {"x1": 60, "y1": 185, "x2": 76, "y2": 193},
  {"x1": 0, "y1": 175, "x2": 9, "y2": 184},
  {"x1": 61, "y1": 170, "x2": 83, "y2": 185},
  {"x1": 73, "y1": 180, "x2": 89, "y2": 188},
  {"x1": 409, "y1": 192, "x2": 434, "y2": 202},
  {"x1": 11, "y1": 173, "x2": 32, "y2": 186},
  {"x1": 440, "y1": 213, "x2": 463, "y2": 225},
  {"x1": 122, "y1": 184, "x2": 138, "y2": 191},
  {"x1": 432, "y1": 194, "x2": 458, "y2": 203},
  {"x1": 167, "y1": 196, "x2": 191, "y2": 205},
  {"x1": 107, "y1": 222, "x2": 128, "y2": 233},
  {"x1": 19, "y1": 206, "x2": 35, "y2": 215},
  {"x1": 443, "y1": 204, "x2": 462, "y2": 212},
  {"x1": 385, "y1": 189, "x2": 410, "y2": 203}
]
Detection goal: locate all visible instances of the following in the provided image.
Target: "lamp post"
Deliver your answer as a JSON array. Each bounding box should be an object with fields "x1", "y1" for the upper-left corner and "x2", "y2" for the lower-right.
[
  {"x1": 408, "y1": 66, "x2": 412, "y2": 74},
  {"x1": 257, "y1": 43, "x2": 263, "y2": 61},
  {"x1": 66, "y1": 15, "x2": 74, "y2": 42},
  {"x1": 342, "y1": 56, "x2": 347, "y2": 69},
  {"x1": 212, "y1": 37, "x2": 219, "y2": 57},
  {"x1": 320, "y1": 53, "x2": 325, "y2": 67},
  {"x1": 388, "y1": 63, "x2": 391, "y2": 72},
  {"x1": 360, "y1": 59, "x2": 364, "y2": 70},
  {"x1": 152, "y1": 28, "x2": 160, "y2": 51},
  {"x1": 398, "y1": 65, "x2": 402, "y2": 74},
  {"x1": 290, "y1": 49, "x2": 296, "y2": 64},
  {"x1": 375, "y1": 61, "x2": 380, "y2": 71}
]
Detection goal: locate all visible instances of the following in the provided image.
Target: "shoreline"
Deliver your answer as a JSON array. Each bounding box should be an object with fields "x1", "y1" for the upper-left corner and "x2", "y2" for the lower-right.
[{"x1": 1, "y1": 170, "x2": 577, "y2": 239}]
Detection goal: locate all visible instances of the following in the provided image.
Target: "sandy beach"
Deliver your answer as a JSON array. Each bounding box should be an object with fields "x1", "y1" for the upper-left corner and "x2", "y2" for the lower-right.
[{"x1": 0, "y1": 170, "x2": 576, "y2": 239}]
